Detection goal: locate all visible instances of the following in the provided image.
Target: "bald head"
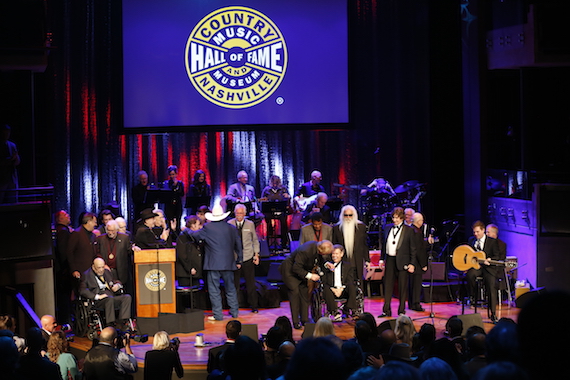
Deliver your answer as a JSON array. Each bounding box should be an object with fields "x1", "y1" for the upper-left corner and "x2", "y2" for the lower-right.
[
  {"x1": 412, "y1": 212, "x2": 424, "y2": 228},
  {"x1": 92, "y1": 257, "x2": 106, "y2": 276},
  {"x1": 40, "y1": 315, "x2": 57, "y2": 333},
  {"x1": 317, "y1": 240, "x2": 334, "y2": 255},
  {"x1": 100, "y1": 327, "x2": 117, "y2": 343},
  {"x1": 279, "y1": 341, "x2": 296, "y2": 358}
]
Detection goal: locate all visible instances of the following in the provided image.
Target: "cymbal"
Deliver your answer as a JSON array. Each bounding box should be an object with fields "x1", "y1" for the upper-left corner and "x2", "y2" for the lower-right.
[{"x1": 394, "y1": 180, "x2": 424, "y2": 193}]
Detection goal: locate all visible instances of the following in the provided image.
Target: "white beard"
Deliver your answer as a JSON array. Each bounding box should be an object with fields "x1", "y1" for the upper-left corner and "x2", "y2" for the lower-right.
[{"x1": 341, "y1": 218, "x2": 357, "y2": 259}]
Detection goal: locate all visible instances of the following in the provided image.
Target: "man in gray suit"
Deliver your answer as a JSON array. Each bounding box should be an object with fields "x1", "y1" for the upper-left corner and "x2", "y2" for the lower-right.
[
  {"x1": 188, "y1": 204, "x2": 243, "y2": 321},
  {"x1": 228, "y1": 204, "x2": 260, "y2": 313},
  {"x1": 299, "y1": 212, "x2": 332, "y2": 245}
]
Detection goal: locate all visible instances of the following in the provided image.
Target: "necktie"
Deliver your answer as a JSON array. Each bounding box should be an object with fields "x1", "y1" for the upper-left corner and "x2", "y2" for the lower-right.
[
  {"x1": 475, "y1": 240, "x2": 481, "y2": 251},
  {"x1": 238, "y1": 222, "x2": 244, "y2": 248},
  {"x1": 99, "y1": 275, "x2": 109, "y2": 290}
]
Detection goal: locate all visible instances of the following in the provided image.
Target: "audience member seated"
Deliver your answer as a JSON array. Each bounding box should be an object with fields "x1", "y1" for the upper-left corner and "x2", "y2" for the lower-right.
[
  {"x1": 341, "y1": 340, "x2": 365, "y2": 376},
  {"x1": 83, "y1": 326, "x2": 138, "y2": 379},
  {"x1": 218, "y1": 335, "x2": 267, "y2": 380},
  {"x1": 47, "y1": 330, "x2": 81, "y2": 380},
  {"x1": 263, "y1": 326, "x2": 286, "y2": 367},
  {"x1": 395, "y1": 315, "x2": 416, "y2": 349},
  {"x1": 445, "y1": 316, "x2": 465, "y2": 359},
  {"x1": 313, "y1": 317, "x2": 343, "y2": 349},
  {"x1": 40, "y1": 314, "x2": 58, "y2": 352},
  {"x1": 144, "y1": 331, "x2": 184, "y2": 380},
  {"x1": 383, "y1": 343, "x2": 415, "y2": 365},
  {"x1": 485, "y1": 318, "x2": 519, "y2": 364},
  {"x1": 347, "y1": 366, "x2": 377, "y2": 380},
  {"x1": 207, "y1": 320, "x2": 241, "y2": 374},
  {"x1": 273, "y1": 316, "x2": 294, "y2": 344},
  {"x1": 412, "y1": 323, "x2": 436, "y2": 366},
  {"x1": 79, "y1": 257, "x2": 132, "y2": 329},
  {"x1": 375, "y1": 360, "x2": 420, "y2": 380},
  {"x1": 16, "y1": 327, "x2": 63, "y2": 380},
  {"x1": 426, "y1": 338, "x2": 468, "y2": 380},
  {"x1": 0, "y1": 329, "x2": 19, "y2": 380},
  {"x1": 473, "y1": 361, "x2": 529, "y2": 380},
  {"x1": 267, "y1": 341, "x2": 295, "y2": 380},
  {"x1": 0, "y1": 314, "x2": 25, "y2": 354},
  {"x1": 464, "y1": 333, "x2": 487, "y2": 377},
  {"x1": 419, "y1": 357, "x2": 458, "y2": 380},
  {"x1": 282, "y1": 337, "x2": 348, "y2": 380},
  {"x1": 353, "y1": 320, "x2": 382, "y2": 358}
]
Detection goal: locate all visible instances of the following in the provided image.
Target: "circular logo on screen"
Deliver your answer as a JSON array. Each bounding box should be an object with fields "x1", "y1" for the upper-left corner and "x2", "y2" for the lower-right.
[
  {"x1": 144, "y1": 269, "x2": 167, "y2": 292},
  {"x1": 185, "y1": 6, "x2": 288, "y2": 109}
]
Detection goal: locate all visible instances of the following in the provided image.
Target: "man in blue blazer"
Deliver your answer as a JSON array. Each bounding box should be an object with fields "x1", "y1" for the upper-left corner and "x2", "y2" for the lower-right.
[{"x1": 189, "y1": 204, "x2": 243, "y2": 321}]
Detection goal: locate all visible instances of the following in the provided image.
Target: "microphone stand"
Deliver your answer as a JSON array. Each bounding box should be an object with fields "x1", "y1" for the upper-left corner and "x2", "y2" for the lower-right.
[{"x1": 414, "y1": 232, "x2": 446, "y2": 323}]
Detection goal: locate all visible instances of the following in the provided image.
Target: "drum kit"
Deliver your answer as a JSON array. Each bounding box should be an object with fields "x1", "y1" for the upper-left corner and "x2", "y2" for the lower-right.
[{"x1": 356, "y1": 178, "x2": 426, "y2": 231}]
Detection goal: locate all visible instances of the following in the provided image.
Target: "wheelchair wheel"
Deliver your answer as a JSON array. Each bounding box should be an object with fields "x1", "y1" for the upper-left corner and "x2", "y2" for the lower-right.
[
  {"x1": 73, "y1": 299, "x2": 90, "y2": 338},
  {"x1": 87, "y1": 327, "x2": 99, "y2": 341},
  {"x1": 310, "y1": 288, "x2": 323, "y2": 322}
]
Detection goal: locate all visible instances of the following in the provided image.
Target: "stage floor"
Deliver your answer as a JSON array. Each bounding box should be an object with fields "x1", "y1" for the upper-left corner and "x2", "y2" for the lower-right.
[{"x1": 70, "y1": 296, "x2": 519, "y2": 375}]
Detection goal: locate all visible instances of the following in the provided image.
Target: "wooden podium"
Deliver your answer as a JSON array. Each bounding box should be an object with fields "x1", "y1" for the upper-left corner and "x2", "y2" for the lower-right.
[{"x1": 134, "y1": 249, "x2": 176, "y2": 317}]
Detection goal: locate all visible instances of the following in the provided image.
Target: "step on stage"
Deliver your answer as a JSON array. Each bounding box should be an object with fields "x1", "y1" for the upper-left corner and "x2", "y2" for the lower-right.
[{"x1": 70, "y1": 297, "x2": 520, "y2": 380}]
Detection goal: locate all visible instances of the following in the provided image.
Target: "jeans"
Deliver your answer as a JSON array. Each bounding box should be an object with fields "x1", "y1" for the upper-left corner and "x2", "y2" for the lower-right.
[{"x1": 207, "y1": 270, "x2": 239, "y2": 320}]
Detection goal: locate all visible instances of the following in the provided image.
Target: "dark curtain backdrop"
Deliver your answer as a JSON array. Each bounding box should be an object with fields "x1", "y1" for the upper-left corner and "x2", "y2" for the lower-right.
[{"x1": 46, "y1": 0, "x2": 447, "y2": 225}]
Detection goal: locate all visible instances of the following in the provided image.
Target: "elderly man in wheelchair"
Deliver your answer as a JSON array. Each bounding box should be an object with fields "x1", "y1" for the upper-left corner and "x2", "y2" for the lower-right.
[
  {"x1": 79, "y1": 257, "x2": 133, "y2": 331},
  {"x1": 321, "y1": 244, "x2": 358, "y2": 321}
]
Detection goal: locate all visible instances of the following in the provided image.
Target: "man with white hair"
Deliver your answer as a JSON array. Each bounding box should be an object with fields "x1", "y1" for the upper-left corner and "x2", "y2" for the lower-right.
[
  {"x1": 226, "y1": 170, "x2": 262, "y2": 221},
  {"x1": 409, "y1": 212, "x2": 431, "y2": 311},
  {"x1": 95, "y1": 219, "x2": 135, "y2": 295},
  {"x1": 404, "y1": 208, "x2": 415, "y2": 226},
  {"x1": 332, "y1": 205, "x2": 370, "y2": 293},
  {"x1": 302, "y1": 192, "x2": 331, "y2": 224}
]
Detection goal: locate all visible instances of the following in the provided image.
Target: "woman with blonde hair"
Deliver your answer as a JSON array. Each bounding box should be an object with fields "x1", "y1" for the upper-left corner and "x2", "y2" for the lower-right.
[
  {"x1": 394, "y1": 314, "x2": 416, "y2": 348},
  {"x1": 313, "y1": 317, "x2": 343, "y2": 348},
  {"x1": 47, "y1": 330, "x2": 80, "y2": 380},
  {"x1": 144, "y1": 331, "x2": 183, "y2": 380}
]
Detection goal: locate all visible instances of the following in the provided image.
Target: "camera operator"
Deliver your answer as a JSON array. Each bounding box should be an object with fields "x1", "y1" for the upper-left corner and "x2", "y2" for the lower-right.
[
  {"x1": 143, "y1": 331, "x2": 184, "y2": 380},
  {"x1": 83, "y1": 326, "x2": 138, "y2": 380}
]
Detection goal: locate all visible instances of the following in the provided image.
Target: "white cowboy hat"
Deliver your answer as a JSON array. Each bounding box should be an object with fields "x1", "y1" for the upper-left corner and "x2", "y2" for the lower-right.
[{"x1": 205, "y1": 204, "x2": 230, "y2": 222}]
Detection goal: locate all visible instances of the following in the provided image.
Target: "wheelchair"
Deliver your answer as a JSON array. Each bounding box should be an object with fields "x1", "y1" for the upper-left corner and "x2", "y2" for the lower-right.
[
  {"x1": 73, "y1": 295, "x2": 136, "y2": 340},
  {"x1": 310, "y1": 279, "x2": 365, "y2": 322}
]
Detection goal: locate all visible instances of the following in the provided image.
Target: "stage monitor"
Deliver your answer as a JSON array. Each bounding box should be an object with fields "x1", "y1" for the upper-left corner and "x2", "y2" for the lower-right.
[{"x1": 121, "y1": 0, "x2": 349, "y2": 131}]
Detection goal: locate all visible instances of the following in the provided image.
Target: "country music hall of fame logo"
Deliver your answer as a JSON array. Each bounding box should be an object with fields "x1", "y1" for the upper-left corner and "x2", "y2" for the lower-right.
[{"x1": 185, "y1": 6, "x2": 288, "y2": 109}]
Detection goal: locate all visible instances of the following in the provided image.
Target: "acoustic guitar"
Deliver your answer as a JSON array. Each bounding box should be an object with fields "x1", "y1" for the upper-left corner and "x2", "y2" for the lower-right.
[{"x1": 452, "y1": 244, "x2": 516, "y2": 272}]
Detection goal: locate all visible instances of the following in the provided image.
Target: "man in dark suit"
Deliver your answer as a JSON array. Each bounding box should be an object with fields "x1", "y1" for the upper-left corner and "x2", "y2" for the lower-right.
[
  {"x1": 379, "y1": 207, "x2": 417, "y2": 317},
  {"x1": 54, "y1": 210, "x2": 73, "y2": 323},
  {"x1": 295, "y1": 170, "x2": 325, "y2": 198},
  {"x1": 67, "y1": 212, "x2": 98, "y2": 280},
  {"x1": 332, "y1": 205, "x2": 370, "y2": 285},
  {"x1": 408, "y1": 212, "x2": 432, "y2": 312},
  {"x1": 187, "y1": 204, "x2": 242, "y2": 321},
  {"x1": 80, "y1": 257, "x2": 132, "y2": 327},
  {"x1": 207, "y1": 320, "x2": 241, "y2": 374},
  {"x1": 322, "y1": 244, "x2": 357, "y2": 321},
  {"x1": 175, "y1": 216, "x2": 203, "y2": 287},
  {"x1": 279, "y1": 240, "x2": 334, "y2": 329},
  {"x1": 95, "y1": 219, "x2": 136, "y2": 298},
  {"x1": 467, "y1": 220, "x2": 501, "y2": 323}
]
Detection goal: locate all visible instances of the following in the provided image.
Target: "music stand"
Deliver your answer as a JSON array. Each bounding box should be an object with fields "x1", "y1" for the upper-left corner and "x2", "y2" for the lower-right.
[
  {"x1": 414, "y1": 241, "x2": 447, "y2": 323},
  {"x1": 261, "y1": 200, "x2": 288, "y2": 215},
  {"x1": 261, "y1": 201, "x2": 289, "y2": 251},
  {"x1": 144, "y1": 188, "x2": 173, "y2": 206}
]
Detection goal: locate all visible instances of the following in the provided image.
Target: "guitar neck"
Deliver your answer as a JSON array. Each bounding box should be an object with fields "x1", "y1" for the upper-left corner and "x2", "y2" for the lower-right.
[{"x1": 476, "y1": 258, "x2": 505, "y2": 266}]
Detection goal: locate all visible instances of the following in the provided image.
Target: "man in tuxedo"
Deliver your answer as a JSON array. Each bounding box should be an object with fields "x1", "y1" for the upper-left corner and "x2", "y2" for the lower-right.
[
  {"x1": 207, "y1": 320, "x2": 241, "y2": 373},
  {"x1": 279, "y1": 240, "x2": 333, "y2": 329},
  {"x1": 322, "y1": 245, "x2": 357, "y2": 321},
  {"x1": 332, "y1": 205, "x2": 370, "y2": 286},
  {"x1": 228, "y1": 204, "x2": 260, "y2": 313},
  {"x1": 80, "y1": 257, "x2": 132, "y2": 328},
  {"x1": 379, "y1": 207, "x2": 417, "y2": 317},
  {"x1": 95, "y1": 220, "x2": 136, "y2": 298},
  {"x1": 466, "y1": 220, "x2": 501, "y2": 323},
  {"x1": 299, "y1": 212, "x2": 332, "y2": 244}
]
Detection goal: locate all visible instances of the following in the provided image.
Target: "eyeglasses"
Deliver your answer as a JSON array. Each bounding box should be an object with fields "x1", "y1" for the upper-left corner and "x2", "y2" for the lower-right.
[{"x1": 344, "y1": 214, "x2": 353, "y2": 217}]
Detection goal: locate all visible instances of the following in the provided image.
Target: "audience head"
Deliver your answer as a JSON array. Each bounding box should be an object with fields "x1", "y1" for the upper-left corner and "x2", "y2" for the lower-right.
[
  {"x1": 265, "y1": 326, "x2": 286, "y2": 351},
  {"x1": 313, "y1": 317, "x2": 335, "y2": 338},
  {"x1": 224, "y1": 335, "x2": 266, "y2": 380},
  {"x1": 374, "y1": 360, "x2": 420, "y2": 380},
  {"x1": 379, "y1": 329, "x2": 397, "y2": 354},
  {"x1": 348, "y1": 366, "x2": 377, "y2": 380},
  {"x1": 445, "y1": 316, "x2": 463, "y2": 338},
  {"x1": 518, "y1": 290, "x2": 570, "y2": 380},
  {"x1": 473, "y1": 361, "x2": 529, "y2": 380},
  {"x1": 152, "y1": 331, "x2": 171, "y2": 350},
  {"x1": 355, "y1": 312, "x2": 378, "y2": 337},
  {"x1": 428, "y1": 338, "x2": 466, "y2": 380},
  {"x1": 341, "y1": 340, "x2": 364, "y2": 376},
  {"x1": 285, "y1": 337, "x2": 346, "y2": 380},
  {"x1": 485, "y1": 319, "x2": 518, "y2": 364},
  {"x1": 41, "y1": 315, "x2": 57, "y2": 333},
  {"x1": 418, "y1": 323, "x2": 436, "y2": 348},
  {"x1": 0, "y1": 314, "x2": 16, "y2": 332},
  {"x1": 419, "y1": 357, "x2": 457, "y2": 380},
  {"x1": 47, "y1": 330, "x2": 69, "y2": 363},
  {"x1": 465, "y1": 325, "x2": 486, "y2": 339},
  {"x1": 278, "y1": 340, "x2": 295, "y2": 359},
  {"x1": 99, "y1": 326, "x2": 117, "y2": 345},
  {"x1": 466, "y1": 333, "x2": 486, "y2": 358},
  {"x1": 274, "y1": 316, "x2": 294, "y2": 342},
  {"x1": 395, "y1": 315, "x2": 416, "y2": 346},
  {"x1": 0, "y1": 331, "x2": 18, "y2": 376},
  {"x1": 26, "y1": 327, "x2": 45, "y2": 353},
  {"x1": 226, "y1": 320, "x2": 242, "y2": 340},
  {"x1": 354, "y1": 320, "x2": 373, "y2": 344}
]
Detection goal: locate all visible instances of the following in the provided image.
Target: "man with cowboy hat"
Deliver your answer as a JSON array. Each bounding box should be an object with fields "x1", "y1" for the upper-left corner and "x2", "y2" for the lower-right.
[
  {"x1": 187, "y1": 203, "x2": 243, "y2": 321},
  {"x1": 134, "y1": 208, "x2": 169, "y2": 249}
]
